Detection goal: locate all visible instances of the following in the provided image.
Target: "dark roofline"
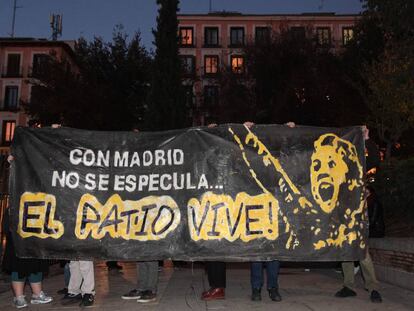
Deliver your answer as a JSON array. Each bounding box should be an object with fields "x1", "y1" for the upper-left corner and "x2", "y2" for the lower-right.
[
  {"x1": 0, "y1": 38, "x2": 77, "y2": 61},
  {"x1": 178, "y1": 12, "x2": 360, "y2": 17}
]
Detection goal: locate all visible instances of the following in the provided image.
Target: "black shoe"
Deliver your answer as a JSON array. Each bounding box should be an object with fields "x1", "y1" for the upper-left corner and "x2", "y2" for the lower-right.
[
  {"x1": 80, "y1": 293, "x2": 94, "y2": 307},
  {"x1": 137, "y1": 290, "x2": 156, "y2": 303},
  {"x1": 57, "y1": 288, "x2": 68, "y2": 295},
  {"x1": 61, "y1": 293, "x2": 82, "y2": 305},
  {"x1": 251, "y1": 288, "x2": 261, "y2": 301},
  {"x1": 268, "y1": 288, "x2": 282, "y2": 302},
  {"x1": 335, "y1": 287, "x2": 357, "y2": 298},
  {"x1": 370, "y1": 290, "x2": 382, "y2": 303},
  {"x1": 121, "y1": 289, "x2": 143, "y2": 300}
]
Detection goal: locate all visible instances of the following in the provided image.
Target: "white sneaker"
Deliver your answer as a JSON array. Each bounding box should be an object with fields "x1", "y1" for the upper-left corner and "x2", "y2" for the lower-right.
[
  {"x1": 30, "y1": 291, "x2": 53, "y2": 304},
  {"x1": 13, "y1": 295, "x2": 28, "y2": 309}
]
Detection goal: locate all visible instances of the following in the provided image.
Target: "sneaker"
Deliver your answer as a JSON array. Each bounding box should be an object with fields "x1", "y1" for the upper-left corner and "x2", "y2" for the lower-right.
[
  {"x1": 57, "y1": 288, "x2": 68, "y2": 295},
  {"x1": 370, "y1": 290, "x2": 382, "y2": 303},
  {"x1": 80, "y1": 294, "x2": 94, "y2": 307},
  {"x1": 251, "y1": 288, "x2": 261, "y2": 301},
  {"x1": 268, "y1": 288, "x2": 282, "y2": 302},
  {"x1": 121, "y1": 289, "x2": 143, "y2": 300},
  {"x1": 30, "y1": 291, "x2": 53, "y2": 304},
  {"x1": 137, "y1": 290, "x2": 157, "y2": 303},
  {"x1": 13, "y1": 295, "x2": 28, "y2": 309},
  {"x1": 61, "y1": 293, "x2": 82, "y2": 305},
  {"x1": 335, "y1": 287, "x2": 357, "y2": 298}
]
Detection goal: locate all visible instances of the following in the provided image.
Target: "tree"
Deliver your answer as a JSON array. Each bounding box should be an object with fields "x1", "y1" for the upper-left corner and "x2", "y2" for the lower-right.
[
  {"x1": 343, "y1": 0, "x2": 414, "y2": 159},
  {"x1": 26, "y1": 26, "x2": 151, "y2": 130},
  {"x1": 209, "y1": 67, "x2": 256, "y2": 124},
  {"x1": 146, "y1": 0, "x2": 188, "y2": 130},
  {"x1": 362, "y1": 47, "x2": 414, "y2": 161},
  {"x1": 243, "y1": 29, "x2": 363, "y2": 126}
]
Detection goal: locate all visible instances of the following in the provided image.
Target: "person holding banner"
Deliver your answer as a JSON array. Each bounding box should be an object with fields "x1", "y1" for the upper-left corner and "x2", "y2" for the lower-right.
[
  {"x1": 121, "y1": 128, "x2": 159, "y2": 304},
  {"x1": 2, "y1": 212, "x2": 53, "y2": 308},
  {"x1": 200, "y1": 123, "x2": 227, "y2": 301},
  {"x1": 244, "y1": 121, "x2": 283, "y2": 302},
  {"x1": 335, "y1": 126, "x2": 382, "y2": 303},
  {"x1": 3, "y1": 156, "x2": 53, "y2": 308}
]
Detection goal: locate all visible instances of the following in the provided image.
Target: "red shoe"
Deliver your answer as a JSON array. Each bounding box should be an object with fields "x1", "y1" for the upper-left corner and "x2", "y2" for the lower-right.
[{"x1": 201, "y1": 288, "x2": 225, "y2": 300}]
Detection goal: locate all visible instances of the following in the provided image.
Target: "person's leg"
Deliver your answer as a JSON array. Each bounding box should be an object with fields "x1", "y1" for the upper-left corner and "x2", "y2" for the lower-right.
[
  {"x1": 137, "y1": 261, "x2": 149, "y2": 292},
  {"x1": 335, "y1": 261, "x2": 357, "y2": 298},
  {"x1": 207, "y1": 261, "x2": 226, "y2": 288},
  {"x1": 250, "y1": 262, "x2": 264, "y2": 290},
  {"x1": 342, "y1": 261, "x2": 355, "y2": 289},
  {"x1": 11, "y1": 273, "x2": 27, "y2": 307},
  {"x1": 11, "y1": 272, "x2": 25, "y2": 297},
  {"x1": 67, "y1": 261, "x2": 82, "y2": 295},
  {"x1": 360, "y1": 252, "x2": 379, "y2": 292},
  {"x1": 137, "y1": 261, "x2": 158, "y2": 293},
  {"x1": 202, "y1": 262, "x2": 226, "y2": 300},
  {"x1": 137, "y1": 261, "x2": 158, "y2": 303},
  {"x1": 265, "y1": 260, "x2": 280, "y2": 289},
  {"x1": 29, "y1": 272, "x2": 53, "y2": 304},
  {"x1": 79, "y1": 261, "x2": 95, "y2": 307},
  {"x1": 27, "y1": 272, "x2": 43, "y2": 295},
  {"x1": 265, "y1": 261, "x2": 282, "y2": 301},
  {"x1": 79, "y1": 261, "x2": 95, "y2": 295},
  {"x1": 64, "y1": 262, "x2": 71, "y2": 288}
]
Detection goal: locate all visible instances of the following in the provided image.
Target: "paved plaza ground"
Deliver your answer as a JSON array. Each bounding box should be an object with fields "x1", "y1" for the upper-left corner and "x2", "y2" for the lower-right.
[{"x1": 0, "y1": 262, "x2": 413, "y2": 310}]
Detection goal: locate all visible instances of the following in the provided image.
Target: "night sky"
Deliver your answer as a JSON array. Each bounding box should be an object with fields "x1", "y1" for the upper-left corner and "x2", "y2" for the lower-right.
[{"x1": 0, "y1": 0, "x2": 363, "y2": 48}]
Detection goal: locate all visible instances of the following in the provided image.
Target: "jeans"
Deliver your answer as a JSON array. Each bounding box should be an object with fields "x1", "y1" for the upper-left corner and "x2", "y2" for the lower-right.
[
  {"x1": 251, "y1": 261, "x2": 280, "y2": 289},
  {"x1": 11, "y1": 272, "x2": 42, "y2": 283},
  {"x1": 137, "y1": 261, "x2": 158, "y2": 293}
]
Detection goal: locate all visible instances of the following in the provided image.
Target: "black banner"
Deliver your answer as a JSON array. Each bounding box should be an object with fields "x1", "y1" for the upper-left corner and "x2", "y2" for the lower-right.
[{"x1": 9, "y1": 124, "x2": 367, "y2": 261}]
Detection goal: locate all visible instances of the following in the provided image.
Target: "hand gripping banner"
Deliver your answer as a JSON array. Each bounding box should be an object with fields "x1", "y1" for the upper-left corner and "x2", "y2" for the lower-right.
[{"x1": 9, "y1": 124, "x2": 367, "y2": 261}]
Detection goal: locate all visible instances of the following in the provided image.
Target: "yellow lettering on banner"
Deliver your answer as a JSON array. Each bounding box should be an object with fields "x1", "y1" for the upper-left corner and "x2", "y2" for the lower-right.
[
  {"x1": 75, "y1": 194, "x2": 181, "y2": 240},
  {"x1": 188, "y1": 192, "x2": 279, "y2": 242},
  {"x1": 18, "y1": 192, "x2": 64, "y2": 239}
]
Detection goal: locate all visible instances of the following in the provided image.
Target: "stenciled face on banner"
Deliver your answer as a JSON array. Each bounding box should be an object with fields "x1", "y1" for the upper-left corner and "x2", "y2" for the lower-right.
[{"x1": 10, "y1": 124, "x2": 366, "y2": 261}]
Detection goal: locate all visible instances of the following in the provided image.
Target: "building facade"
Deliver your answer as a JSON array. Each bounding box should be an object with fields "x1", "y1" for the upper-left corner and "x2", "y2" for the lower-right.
[
  {"x1": 178, "y1": 12, "x2": 359, "y2": 125},
  {"x1": 0, "y1": 38, "x2": 77, "y2": 154}
]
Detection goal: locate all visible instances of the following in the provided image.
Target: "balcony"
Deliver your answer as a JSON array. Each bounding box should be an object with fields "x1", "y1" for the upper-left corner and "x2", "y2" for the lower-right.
[{"x1": 1, "y1": 65, "x2": 23, "y2": 78}]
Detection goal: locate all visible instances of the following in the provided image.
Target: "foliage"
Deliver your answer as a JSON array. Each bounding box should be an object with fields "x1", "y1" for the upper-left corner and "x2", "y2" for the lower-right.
[
  {"x1": 373, "y1": 158, "x2": 414, "y2": 236},
  {"x1": 361, "y1": 47, "x2": 414, "y2": 160},
  {"x1": 343, "y1": 0, "x2": 414, "y2": 159},
  {"x1": 208, "y1": 68, "x2": 256, "y2": 124},
  {"x1": 146, "y1": 0, "x2": 189, "y2": 130},
  {"x1": 25, "y1": 26, "x2": 151, "y2": 130},
  {"x1": 243, "y1": 29, "x2": 364, "y2": 126}
]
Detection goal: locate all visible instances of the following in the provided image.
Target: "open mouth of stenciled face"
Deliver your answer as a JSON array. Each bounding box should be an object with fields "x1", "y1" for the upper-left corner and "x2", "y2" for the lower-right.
[{"x1": 318, "y1": 181, "x2": 334, "y2": 203}]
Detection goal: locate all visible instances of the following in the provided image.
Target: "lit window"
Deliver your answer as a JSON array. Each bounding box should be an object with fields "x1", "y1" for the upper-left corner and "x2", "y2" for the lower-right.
[
  {"x1": 342, "y1": 27, "x2": 354, "y2": 46},
  {"x1": 2, "y1": 120, "x2": 16, "y2": 145},
  {"x1": 230, "y1": 27, "x2": 245, "y2": 46},
  {"x1": 316, "y1": 27, "x2": 331, "y2": 45},
  {"x1": 3, "y1": 86, "x2": 19, "y2": 110},
  {"x1": 179, "y1": 27, "x2": 194, "y2": 46},
  {"x1": 204, "y1": 27, "x2": 219, "y2": 46},
  {"x1": 231, "y1": 56, "x2": 244, "y2": 74},
  {"x1": 204, "y1": 56, "x2": 219, "y2": 74}
]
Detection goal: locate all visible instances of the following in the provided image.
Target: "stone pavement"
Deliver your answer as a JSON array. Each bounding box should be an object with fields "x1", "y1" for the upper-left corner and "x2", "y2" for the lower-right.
[{"x1": 0, "y1": 262, "x2": 413, "y2": 311}]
